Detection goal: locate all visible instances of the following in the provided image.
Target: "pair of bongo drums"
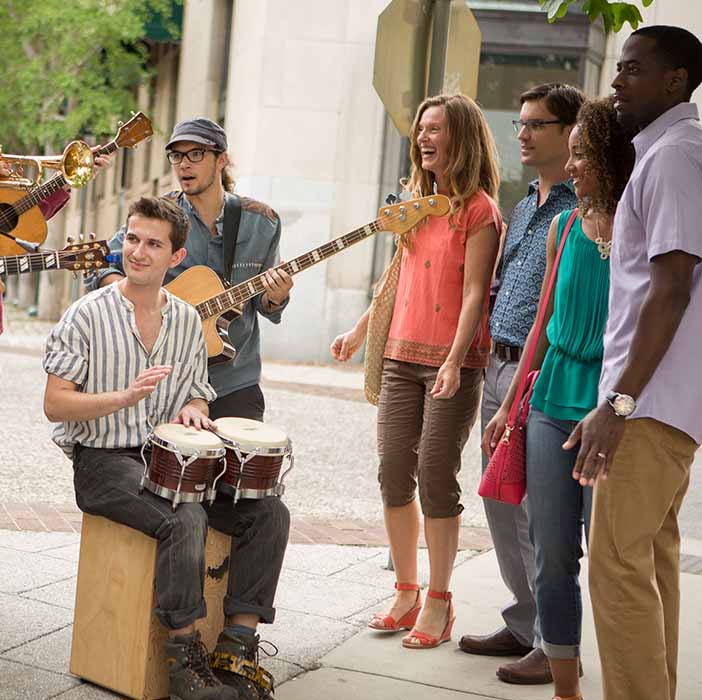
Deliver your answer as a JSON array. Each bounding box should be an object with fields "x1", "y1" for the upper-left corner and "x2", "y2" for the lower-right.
[{"x1": 139, "y1": 418, "x2": 293, "y2": 510}]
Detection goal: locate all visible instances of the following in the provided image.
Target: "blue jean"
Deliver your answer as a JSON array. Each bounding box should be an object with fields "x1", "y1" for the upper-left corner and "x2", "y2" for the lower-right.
[{"x1": 526, "y1": 408, "x2": 593, "y2": 659}]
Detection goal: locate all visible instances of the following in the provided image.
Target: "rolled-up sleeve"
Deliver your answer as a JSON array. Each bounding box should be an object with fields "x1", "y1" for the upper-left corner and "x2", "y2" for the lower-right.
[
  {"x1": 253, "y1": 216, "x2": 289, "y2": 322},
  {"x1": 39, "y1": 190, "x2": 71, "y2": 221},
  {"x1": 84, "y1": 225, "x2": 126, "y2": 292},
  {"x1": 641, "y1": 146, "x2": 702, "y2": 262},
  {"x1": 43, "y1": 306, "x2": 90, "y2": 385}
]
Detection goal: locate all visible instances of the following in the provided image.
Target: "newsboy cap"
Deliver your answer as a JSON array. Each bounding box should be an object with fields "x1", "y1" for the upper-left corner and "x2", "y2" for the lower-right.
[{"x1": 166, "y1": 118, "x2": 227, "y2": 151}]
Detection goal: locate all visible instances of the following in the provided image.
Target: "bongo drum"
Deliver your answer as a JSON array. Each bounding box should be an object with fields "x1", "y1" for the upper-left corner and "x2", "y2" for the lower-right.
[
  {"x1": 140, "y1": 424, "x2": 226, "y2": 510},
  {"x1": 213, "y1": 417, "x2": 294, "y2": 503}
]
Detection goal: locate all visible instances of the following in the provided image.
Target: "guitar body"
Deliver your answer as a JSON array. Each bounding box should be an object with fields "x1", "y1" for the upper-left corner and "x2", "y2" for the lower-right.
[
  {"x1": 0, "y1": 190, "x2": 47, "y2": 255},
  {"x1": 165, "y1": 266, "x2": 240, "y2": 364}
]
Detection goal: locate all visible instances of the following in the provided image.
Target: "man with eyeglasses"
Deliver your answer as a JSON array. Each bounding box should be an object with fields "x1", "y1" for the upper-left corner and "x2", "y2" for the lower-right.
[
  {"x1": 458, "y1": 83, "x2": 584, "y2": 685},
  {"x1": 86, "y1": 118, "x2": 291, "y2": 700}
]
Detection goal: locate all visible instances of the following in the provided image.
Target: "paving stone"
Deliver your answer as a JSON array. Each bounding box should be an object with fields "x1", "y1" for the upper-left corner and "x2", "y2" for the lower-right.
[
  {"x1": 0, "y1": 592, "x2": 74, "y2": 653},
  {"x1": 51, "y1": 682, "x2": 121, "y2": 699},
  {"x1": 263, "y1": 608, "x2": 361, "y2": 670},
  {"x1": 282, "y1": 543, "x2": 386, "y2": 577},
  {"x1": 0, "y1": 658, "x2": 79, "y2": 700},
  {"x1": 21, "y1": 576, "x2": 77, "y2": 610},
  {"x1": 2, "y1": 624, "x2": 73, "y2": 674},
  {"x1": 0, "y1": 530, "x2": 79, "y2": 552},
  {"x1": 41, "y1": 542, "x2": 81, "y2": 563},
  {"x1": 0, "y1": 546, "x2": 77, "y2": 593},
  {"x1": 276, "y1": 568, "x2": 387, "y2": 619}
]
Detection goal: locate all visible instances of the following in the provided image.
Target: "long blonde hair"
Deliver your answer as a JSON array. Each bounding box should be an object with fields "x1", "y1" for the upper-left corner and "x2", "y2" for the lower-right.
[{"x1": 404, "y1": 94, "x2": 500, "y2": 227}]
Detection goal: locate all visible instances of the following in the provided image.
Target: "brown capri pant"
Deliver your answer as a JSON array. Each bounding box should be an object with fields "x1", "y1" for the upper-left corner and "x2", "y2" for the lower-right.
[{"x1": 377, "y1": 359, "x2": 483, "y2": 518}]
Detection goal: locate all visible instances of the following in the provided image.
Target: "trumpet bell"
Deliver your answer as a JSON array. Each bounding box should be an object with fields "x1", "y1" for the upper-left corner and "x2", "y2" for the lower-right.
[{"x1": 62, "y1": 140, "x2": 94, "y2": 188}]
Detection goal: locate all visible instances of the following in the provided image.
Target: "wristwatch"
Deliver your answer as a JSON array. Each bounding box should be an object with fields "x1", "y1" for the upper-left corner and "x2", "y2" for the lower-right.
[{"x1": 606, "y1": 390, "x2": 636, "y2": 417}]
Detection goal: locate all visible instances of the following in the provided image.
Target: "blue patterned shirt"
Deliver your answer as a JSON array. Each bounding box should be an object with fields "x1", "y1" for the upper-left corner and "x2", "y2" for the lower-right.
[{"x1": 490, "y1": 179, "x2": 576, "y2": 347}]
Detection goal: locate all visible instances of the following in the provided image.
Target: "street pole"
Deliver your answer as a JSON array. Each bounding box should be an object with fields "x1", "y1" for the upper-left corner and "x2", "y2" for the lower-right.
[{"x1": 427, "y1": 0, "x2": 451, "y2": 96}]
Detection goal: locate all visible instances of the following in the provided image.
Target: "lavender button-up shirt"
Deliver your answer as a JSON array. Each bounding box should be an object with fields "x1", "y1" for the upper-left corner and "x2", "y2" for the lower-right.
[{"x1": 599, "y1": 102, "x2": 702, "y2": 443}]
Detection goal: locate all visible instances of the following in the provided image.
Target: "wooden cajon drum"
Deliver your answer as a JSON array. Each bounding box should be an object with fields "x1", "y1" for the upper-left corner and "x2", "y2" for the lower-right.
[{"x1": 70, "y1": 513, "x2": 232, "y2": 700}]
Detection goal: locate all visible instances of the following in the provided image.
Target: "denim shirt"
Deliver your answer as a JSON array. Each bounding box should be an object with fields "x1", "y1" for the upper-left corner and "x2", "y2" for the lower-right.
[
  {"x1": 489, "y1": 179, "x2": 576, "y2": 348},
  {"x1": 86, "y1": 191, "x2": 287, "y2": 398}
]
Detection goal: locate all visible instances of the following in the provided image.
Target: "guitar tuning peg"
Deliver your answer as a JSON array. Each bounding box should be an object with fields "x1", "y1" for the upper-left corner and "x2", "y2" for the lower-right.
[
  {"x1": 385, "y1": 193, "x2": 397, "y2": 205},
  {"x1": 117, "y1": 120, "x2": 124, "y2": 127},
  {"x1": 66, "y1": 236, "x2": 75, "y2": 244},
  {"x1": 71, "y1": 271, "x2": 78, "y2": 280},
  {"x1": 89, "y1": 232, "x2": 96, "y2": 241},
  {"x1": 130, "y1": 110, "x2": 136, "y2": 116},
  {"x1": 79, "y1": 233, "x2": 85, "y2": 242}
]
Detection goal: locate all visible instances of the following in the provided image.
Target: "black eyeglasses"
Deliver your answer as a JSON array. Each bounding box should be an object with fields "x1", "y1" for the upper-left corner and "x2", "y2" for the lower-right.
[
  {"x1": 166, "y1": 148, "x2": 220, "y2": 165},
  {"x1": 511, "y1": 119, "x2": 563, "y2": 134}
]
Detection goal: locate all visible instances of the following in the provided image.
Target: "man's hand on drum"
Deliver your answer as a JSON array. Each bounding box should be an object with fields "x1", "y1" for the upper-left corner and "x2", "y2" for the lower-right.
[
  {"x1": 122, "y1": 366, "x2": 172, "y2": 408},
  {"x1": 174, "y1": 401, "x2": 217, "y2": 430},
  {"x1": 261, "y1": 267, "x2": 293, "y2": 310}
]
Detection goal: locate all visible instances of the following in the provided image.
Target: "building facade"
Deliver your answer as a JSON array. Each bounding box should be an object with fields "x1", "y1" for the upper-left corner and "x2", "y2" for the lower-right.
[{"x1": 15, "y1": 0, "x2": 701, "y2": 364}]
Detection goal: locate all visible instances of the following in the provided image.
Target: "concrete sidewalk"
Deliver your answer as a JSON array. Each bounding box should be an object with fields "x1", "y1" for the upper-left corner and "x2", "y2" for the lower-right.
[{"x1": 3, "y1": 528, "x2": 702, "y2": 700}]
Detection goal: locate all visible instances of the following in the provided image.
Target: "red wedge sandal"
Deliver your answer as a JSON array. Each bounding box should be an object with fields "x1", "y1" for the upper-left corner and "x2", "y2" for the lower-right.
[
  {"x1": 402, "y1": 590, "x2": 454, "y2": 649},
  {"x1": 368, "y1": 583, "x2": 422, "y2": 632}
]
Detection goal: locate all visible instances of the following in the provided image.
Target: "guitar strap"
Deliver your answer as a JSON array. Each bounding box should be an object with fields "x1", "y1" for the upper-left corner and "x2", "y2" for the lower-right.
[{"x1": 222, "y1": 194, "x2": 242, "y2": 283}]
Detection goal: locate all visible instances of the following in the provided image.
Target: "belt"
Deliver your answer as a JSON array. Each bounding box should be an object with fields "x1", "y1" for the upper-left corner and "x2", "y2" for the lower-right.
[{"x1": 493, "y1": 342, "x2": 523, "y2": 362}]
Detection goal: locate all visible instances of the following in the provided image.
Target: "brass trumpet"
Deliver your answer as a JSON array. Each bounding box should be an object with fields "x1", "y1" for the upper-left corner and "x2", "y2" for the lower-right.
[{"x1": 0, "y1": 140, "x2": 95, "y2": 190}]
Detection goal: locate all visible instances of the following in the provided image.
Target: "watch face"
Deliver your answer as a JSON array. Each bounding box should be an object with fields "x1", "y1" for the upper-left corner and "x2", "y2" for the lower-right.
[{"x1": 613, "y1": 394, "x2": 636, "y2": 416}]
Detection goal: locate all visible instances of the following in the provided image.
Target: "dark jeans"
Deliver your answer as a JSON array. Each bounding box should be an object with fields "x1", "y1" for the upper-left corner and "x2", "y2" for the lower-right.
[
  {"x1": 210, "y1": 384, "x2": 266, "y2": 422},
  {"x1": 526, "y1": 408, "x2": 593, "y2": 659},
  {"x1": 73, "y1": 445, "x2": 290, "y2": 630}
]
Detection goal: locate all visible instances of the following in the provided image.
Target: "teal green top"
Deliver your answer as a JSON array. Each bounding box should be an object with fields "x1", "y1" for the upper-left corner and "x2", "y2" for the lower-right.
[{"x1": 530, "y1": 210, "x2": 610, "y2": 421}]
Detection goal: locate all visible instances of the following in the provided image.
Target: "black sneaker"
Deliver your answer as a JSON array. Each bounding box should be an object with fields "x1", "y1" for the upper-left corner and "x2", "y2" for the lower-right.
[
  {"x1": 210, "y1": 631, "x2": 277, "y2": 699},
  {"x1": 165, "y1": 631, "x2": 239, "y2": 700}
]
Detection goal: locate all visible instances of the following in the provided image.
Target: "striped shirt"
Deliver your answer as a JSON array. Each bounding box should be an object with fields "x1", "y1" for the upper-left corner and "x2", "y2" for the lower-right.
[{"x1": 43, "y1": 284, "x2": 216, "y2": 455}]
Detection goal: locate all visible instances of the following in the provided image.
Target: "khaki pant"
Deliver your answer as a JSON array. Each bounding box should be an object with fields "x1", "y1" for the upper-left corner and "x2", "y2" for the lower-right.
[{"x1": 589, "y1": 418, "x2": 698, "y2": 700}]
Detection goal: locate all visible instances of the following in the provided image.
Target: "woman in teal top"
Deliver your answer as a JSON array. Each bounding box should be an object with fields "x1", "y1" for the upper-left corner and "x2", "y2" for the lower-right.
[{"x1": 483, "y1": 97, "x2": 635, "y2": 700}]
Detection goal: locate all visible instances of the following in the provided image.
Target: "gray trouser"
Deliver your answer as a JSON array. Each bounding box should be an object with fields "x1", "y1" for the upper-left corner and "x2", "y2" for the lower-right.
[{"x1": 481, "y1": 353, "x2": 540, "y2": 647}]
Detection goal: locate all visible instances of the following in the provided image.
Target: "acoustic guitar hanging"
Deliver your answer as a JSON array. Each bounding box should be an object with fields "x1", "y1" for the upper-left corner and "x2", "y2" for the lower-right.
[
  {"x1": 0, "y1": 112, "x2": 153, "y2": 256},
  {"x1": 166, "y1": 194, "x2": 450, "y2": 365}
]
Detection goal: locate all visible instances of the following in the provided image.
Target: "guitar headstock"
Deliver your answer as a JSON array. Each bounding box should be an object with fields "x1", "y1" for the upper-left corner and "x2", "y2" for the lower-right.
[
  {"x1": 60, "y1": 239, "x2": 112, "y2": 273},
  {"x1": 376, "y1": 195, "x2": 450, "y2": 235},
  {"x1": 114, "y1": 112, "x2": 154, "y2": 149}
]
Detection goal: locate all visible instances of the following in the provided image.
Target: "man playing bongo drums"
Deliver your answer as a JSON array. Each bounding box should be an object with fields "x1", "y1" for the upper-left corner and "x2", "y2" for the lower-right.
[{"x1": 43, "y1": 196, "x2": 288, "y2": 700}]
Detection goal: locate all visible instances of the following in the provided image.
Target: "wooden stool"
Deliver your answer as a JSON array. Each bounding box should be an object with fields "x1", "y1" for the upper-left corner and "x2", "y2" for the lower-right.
[{"x1": 70, "y1": 513, "x2": 232, "y2": 700}]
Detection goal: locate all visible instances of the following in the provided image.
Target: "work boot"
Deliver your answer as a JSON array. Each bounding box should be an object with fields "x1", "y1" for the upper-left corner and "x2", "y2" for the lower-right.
[
  {"x1": 211, "y1": 631, "x2": 277, "y2": 699},
  {"x1": 165, "y1": 631, "x2": 239, "y2": 700}
]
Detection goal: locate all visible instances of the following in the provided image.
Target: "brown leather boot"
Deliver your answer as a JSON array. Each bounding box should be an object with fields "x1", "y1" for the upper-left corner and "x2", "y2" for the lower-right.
[
  {"x1": 497, "y1": 648, "x2": 584, "y2": 685},
  {"x1": 458, "y1": 626, "x2": 533, "y2": 656}
]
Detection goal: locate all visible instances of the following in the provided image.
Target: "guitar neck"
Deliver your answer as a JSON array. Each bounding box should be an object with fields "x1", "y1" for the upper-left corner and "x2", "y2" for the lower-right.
[
  {"x1": 197, "y1": 217, "x2": 384, "y2": 319},
  {"x1": 0, "y1": 250, "x2": 67, "y2": 276},
  {"x1": 12, "y1": 140, "x2": 118, "y2": 217}
]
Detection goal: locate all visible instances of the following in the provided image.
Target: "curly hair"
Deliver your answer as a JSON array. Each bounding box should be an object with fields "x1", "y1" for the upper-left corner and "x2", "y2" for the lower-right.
[
  {"x1": 574, "y1": 96, "x2": 635, "y2": 216},
  {"x1": 403, "y1": 94, "x2": 500, "y2": 229}
]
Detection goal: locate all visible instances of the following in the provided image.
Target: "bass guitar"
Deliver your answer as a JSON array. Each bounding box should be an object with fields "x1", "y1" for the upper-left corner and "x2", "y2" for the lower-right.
[
  {"x1": 0, "y1": 112, "x2": 153, "y2": 256},
  {"x1": 166, "y1": 195, "x2": 450, "y2": 364}
]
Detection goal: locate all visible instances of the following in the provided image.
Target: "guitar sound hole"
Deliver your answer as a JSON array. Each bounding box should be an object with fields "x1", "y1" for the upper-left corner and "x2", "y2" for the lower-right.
[{"x1": 0, "y1": 203, "x2": 19, "y2": 234}]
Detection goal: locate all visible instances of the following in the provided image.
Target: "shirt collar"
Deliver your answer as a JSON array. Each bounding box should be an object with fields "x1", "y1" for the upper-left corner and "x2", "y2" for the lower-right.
[
  {"x1": 180, "y1": 191, "x2": 226, "y2": 235},
  {"x1": 633, "y1": 102, "x2": 699, "y2": 159},
  {"x1": 527, "y1": 178, "x2": 575, "y2": 196},
  {"x1": 112, "y1": 282, "x2": 172, "y2": 317}
]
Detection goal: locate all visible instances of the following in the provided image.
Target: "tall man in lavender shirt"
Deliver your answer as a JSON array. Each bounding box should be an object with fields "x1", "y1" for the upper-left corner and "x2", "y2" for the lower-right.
[{"x1": 563, "y1": 26, "x2": 702, "y2": 700}]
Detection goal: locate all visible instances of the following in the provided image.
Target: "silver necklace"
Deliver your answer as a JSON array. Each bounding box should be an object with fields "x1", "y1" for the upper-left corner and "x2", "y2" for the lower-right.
[{"x1": 594, "y1": 217, "x2": 612, "y2": 260}]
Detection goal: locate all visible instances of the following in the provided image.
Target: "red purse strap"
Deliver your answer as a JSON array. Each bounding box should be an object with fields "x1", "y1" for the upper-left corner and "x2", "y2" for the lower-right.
[{"x1": 505, "y1": 208, "x2": 579, "y2": 425}]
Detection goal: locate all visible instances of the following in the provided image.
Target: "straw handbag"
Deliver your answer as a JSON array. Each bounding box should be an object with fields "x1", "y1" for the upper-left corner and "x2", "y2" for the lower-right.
[{"x1": 363, "y1": 244, "x2": 402, "y2": 405}]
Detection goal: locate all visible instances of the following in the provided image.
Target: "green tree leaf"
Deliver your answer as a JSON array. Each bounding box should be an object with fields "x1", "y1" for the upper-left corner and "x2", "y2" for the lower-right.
[
  {"x1": 0, "y1": 0, "x2": 180, "y2": 155},
  {"x1": 538, "y1": 0, "x2": 654, "y2": 32}
]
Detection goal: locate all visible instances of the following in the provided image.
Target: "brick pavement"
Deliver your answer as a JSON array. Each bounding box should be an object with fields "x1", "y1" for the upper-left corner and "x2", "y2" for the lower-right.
[{"x1": 0, "y1": 501, "x2": 494, "y2": 551}]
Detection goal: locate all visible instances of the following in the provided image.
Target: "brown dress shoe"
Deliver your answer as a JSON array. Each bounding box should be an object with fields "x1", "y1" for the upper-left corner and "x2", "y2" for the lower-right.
[
  {"x1": 458, "y1": 626, "x2": 533, "y2": 656},
  {"x1": 497, "y1": 648, "x2": 584, "y2": 685}
]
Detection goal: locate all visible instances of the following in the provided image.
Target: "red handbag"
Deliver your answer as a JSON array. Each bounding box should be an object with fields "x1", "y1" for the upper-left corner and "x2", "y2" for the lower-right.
[{"x1": 478, "y1": 209, "x2": 579, "y2": 505}]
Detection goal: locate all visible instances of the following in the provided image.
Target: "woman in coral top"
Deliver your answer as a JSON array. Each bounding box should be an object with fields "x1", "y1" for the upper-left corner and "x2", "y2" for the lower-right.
[{"x1": 331, "y1": 94, "x2": 502, "y2": 649}]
